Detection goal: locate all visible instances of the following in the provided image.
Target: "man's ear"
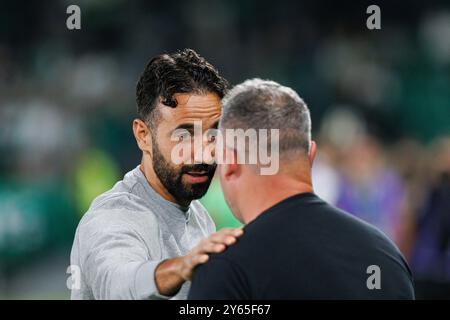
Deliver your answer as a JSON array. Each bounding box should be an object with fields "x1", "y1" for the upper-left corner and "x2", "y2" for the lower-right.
[
  {"x1": 224, "y1": 148, "x2": 240, "y2": 181},
  {"x1": 309, "y1": 140, "x2": 317, "y2": 167},
  {"x1": 133, "y1": 119, "x2": 152, "y2": 153}
]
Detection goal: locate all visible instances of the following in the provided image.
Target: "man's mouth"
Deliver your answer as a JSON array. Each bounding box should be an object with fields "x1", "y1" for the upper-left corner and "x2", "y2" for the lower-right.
[{"x1": 184, "y1": 171, "x2": 209, "y2": 183}]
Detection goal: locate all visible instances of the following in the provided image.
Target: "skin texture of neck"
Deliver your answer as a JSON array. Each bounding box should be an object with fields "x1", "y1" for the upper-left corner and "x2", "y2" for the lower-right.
[{"x1": 239, "y1": 161, "x2": 314, "y2": 224}]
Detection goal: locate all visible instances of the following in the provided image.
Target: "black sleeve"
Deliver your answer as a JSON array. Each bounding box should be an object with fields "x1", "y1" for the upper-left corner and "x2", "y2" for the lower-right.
[{"x1": 188, "y1": 257, "x2": 250, "y2": 300}]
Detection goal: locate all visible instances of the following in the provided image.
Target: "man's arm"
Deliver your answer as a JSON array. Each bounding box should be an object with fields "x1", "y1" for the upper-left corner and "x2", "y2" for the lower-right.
[
  {"x1": 188, "y1": 256, "x2": 250, "y2": 300},
  {"x1": 79, "y1": 220, "x2": 160, "y2": 300},
  {"x1": 76, "y1": 210, "x2": 243, "y2": 299}
]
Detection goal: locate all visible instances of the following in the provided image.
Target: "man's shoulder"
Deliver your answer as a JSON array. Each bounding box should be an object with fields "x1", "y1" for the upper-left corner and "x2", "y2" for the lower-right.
[
  {"x1": 76, "y1": 177, "x2": 161, "y2": 239},
  {"x1": 75, "y1": 206, "x2": 161, "y2": 248},
  {"x1": 88, "y1": 176, "x2": 149, "y2": 213},
  {"x1": 80, "y1": 206, "x2": 159, "y2": 228},
  {"x1": 209, "y1": 194, "x2": 406, "y2": 264},
  {"x1": 79, "y1": 167, "x2": 160, "y2": 226},
  {"x1": 321, "y1": 202, "x2": 401, "y2": 251}
]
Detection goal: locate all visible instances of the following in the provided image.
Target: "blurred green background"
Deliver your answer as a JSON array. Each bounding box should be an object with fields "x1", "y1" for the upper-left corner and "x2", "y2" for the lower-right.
[{"x1": 0, "y1": 0, "x2": 449, "y2": 299}]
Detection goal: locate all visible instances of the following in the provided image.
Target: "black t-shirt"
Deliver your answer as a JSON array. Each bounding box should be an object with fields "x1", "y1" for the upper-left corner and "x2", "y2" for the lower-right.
[{"x1": 188, "y1": 193, "x2": 415, "y2": 299}]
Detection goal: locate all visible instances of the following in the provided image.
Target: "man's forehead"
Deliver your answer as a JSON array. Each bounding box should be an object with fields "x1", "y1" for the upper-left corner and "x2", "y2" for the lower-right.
[
  {"x1": 175, "y1": 92, "x2": 220, "y2": 107},
  {"x1": 159, "y1": 93, "x2": 222, "y2": 122}
]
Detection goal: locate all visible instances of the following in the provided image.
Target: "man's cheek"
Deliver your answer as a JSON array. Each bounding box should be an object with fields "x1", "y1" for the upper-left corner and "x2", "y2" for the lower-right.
[{"x1": 170, "y1": 140, "x2": 194, "y2": 165}]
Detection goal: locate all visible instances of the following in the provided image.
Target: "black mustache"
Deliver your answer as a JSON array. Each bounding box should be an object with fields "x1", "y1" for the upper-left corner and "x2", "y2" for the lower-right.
[{"x1": 181, "y1": 164, "x2": 216, "y2": 175}]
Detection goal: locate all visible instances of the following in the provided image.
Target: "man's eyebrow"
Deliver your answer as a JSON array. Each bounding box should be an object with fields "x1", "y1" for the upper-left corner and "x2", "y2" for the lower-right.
[
  {"x1": 174, "y1": 121, "x2": 219, "y2": 131},
  {"x1": 174, "y1": 123, "x2": 195, "y2": 131}
]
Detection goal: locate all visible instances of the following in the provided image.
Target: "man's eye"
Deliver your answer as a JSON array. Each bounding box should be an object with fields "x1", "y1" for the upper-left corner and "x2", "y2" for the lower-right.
[{"x1": 208, "y1": 135, "x2": 216, "y2": 142}]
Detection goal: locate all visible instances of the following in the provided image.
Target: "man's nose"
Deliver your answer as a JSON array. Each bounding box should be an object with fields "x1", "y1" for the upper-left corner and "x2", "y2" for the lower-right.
[{"x1": 192, "y1": 131, "x2": 216, "y2": 164}]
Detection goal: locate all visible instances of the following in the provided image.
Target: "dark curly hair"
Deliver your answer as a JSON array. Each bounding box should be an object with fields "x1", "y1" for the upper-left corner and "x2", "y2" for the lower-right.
[{"x1": 136, "y1": 48, "x2": 229, "y2": 127}]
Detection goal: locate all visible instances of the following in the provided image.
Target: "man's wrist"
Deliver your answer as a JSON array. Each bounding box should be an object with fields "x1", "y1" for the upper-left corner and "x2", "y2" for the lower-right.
[{"x1": 154, "y1": 256, "x2": 185, "y2": 296}]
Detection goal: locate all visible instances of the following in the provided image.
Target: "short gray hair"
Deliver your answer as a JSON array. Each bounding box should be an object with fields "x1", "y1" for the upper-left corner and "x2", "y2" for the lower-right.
[{"x1": 220, "y1": 78, "x2": 311, "y2": 155}]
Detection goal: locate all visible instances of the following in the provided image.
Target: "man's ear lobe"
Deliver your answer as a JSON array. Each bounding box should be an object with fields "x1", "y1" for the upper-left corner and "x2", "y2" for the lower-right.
[{"x1": 133, "y1": 119, "x2": 152, "y2": 152}]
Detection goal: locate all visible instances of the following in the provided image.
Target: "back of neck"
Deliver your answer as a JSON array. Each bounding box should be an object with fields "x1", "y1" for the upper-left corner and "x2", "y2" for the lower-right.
[{"x1": 241, "y1": 175, "x2": 313, "y2": 224}]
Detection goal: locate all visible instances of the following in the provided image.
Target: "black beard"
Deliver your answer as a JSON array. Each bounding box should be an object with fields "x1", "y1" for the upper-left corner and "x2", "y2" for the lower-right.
[{"x1": 152, "y1": 139, "x2": 216, "y2": 204}]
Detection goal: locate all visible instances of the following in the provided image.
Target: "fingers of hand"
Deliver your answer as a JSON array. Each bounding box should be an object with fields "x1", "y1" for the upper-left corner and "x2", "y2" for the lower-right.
[{"x1": 209, "y1": 228, "x2": 243, "y2": 245}]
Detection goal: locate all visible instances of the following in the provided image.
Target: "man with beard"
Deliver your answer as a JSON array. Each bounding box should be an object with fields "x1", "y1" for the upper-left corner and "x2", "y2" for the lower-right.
[{"x1": 70, "y1": 49, "x2": 243, "y2": 300}]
